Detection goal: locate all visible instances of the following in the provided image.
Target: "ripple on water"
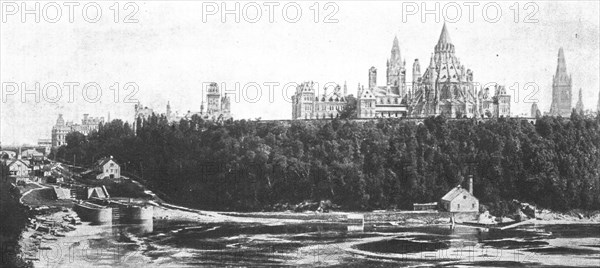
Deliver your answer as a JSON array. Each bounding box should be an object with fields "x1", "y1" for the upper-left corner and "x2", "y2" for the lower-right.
[
  {"x1": 526, "y1": 246, "x2": 600, "y2": 255},
  {"x1": 353, "y1": 238, "x2": 449, "y2": 254},
  {"x1": 483, "y1": 239, "x2": 549, "y2": 249}
]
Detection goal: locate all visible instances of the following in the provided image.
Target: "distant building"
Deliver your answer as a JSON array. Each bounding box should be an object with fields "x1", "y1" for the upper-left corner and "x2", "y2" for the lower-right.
[
  {"x1": 52, "y1": 114, "x2": 104, "y2": 147},
  {"x1": 134, "y1": 83, "x2": 232, "y2": 130},
  {"x1": 292, "y1": 24, "x2": 511, "y2": 120},
  {"x1": 356, "y1": 86, "x2": 377, "y2": 118},
  {"x1": 410, "y1": 24, "x2": 510, "y2": 118},
  {"x1": 37, "y1": 139, "x2": 52, "y2": 155},
  {"x1": 440, "y1": 176, "x2": 479, "y2": 212},
  {"x1": 94, "y1": 156, "x2": 121, "y2": 180},
  {"x1": 531, "y1": 103, "x2": 541, "y2": 118},
  {"x1": 548, "y1": 48, "x2": 572, "y2": 117},
  {"x1": 291, "y1": 82, "x2": 348, "y2": 119},
  {"x1": 575, "y1": 88, "x2": 584, "y2": 114},
  {"x1": 3, "y1": 159, "x2": 30, "y2": 178},
  {"x1": 21, "y1": 149, "x2": 44, "y2": 161}
]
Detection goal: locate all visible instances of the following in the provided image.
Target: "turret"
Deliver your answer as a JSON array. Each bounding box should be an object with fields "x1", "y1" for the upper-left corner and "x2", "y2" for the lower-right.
[
  {"x1": 412, "y1": 59, "x2": 421, "y2": 84},
  {"x1": 575, "y1": 88, "x2": 584, "y2": 114},
  {"x1": 369, "y1": 67, "x2": 377, "y2": 89},
  {"x1": 56, "y1": 114, "x2": 65, "y2": 126},
  {"x1": 166, "y1": 101, "x2": 172, "y2": 117}
]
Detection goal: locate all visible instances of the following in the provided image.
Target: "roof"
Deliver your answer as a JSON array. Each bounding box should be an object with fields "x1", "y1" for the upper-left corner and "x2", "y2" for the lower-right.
[
  {"x1": 87, "y1": 186, "x2": 110, "y2": 199},
  {"x1": 7, "y1": 159, "x2": 29, "y2": 167},
  {"x1": 96, "y1": 157, "x2": 118, "y2": 167},
  {"x1": 359, "y1": 88, "x2": 376, "y2": 100},
  {"x1": 441, "y1": 186, "x2": 474, "y2": 202},
  {"x1": 437, "y1": 23, "x2": 452, "y2": 46},
  {"x1": 53, "y1": 187, "x2": 71, "y2": 199}
]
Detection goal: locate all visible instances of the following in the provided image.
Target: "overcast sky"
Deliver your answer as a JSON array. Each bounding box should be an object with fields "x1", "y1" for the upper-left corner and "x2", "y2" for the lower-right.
[{"x1": 1, "y1": 1, "x2": 599, "y2": 145}]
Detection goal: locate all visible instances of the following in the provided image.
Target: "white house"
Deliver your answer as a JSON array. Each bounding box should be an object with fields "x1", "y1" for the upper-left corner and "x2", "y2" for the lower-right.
[{"x1": 94, "y1": 156, "x2": 121, "y2": 180}]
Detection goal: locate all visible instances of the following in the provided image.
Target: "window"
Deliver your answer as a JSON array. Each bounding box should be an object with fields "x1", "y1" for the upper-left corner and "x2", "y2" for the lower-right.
[
  {"x1": 457, "y1": 204, "x2": 460, "y2": 209},
  {"x1": 463, "y1": 195, "x2": 467, "y2": 199},
  {"x1": 472, "y1": 203, "x2": 475, "y2": 209}
]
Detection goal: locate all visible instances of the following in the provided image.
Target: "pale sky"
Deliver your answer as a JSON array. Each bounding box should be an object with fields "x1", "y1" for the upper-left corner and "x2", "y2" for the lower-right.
[{"x1": 1, "y1": 1, "x2": 599, "y2": 145}]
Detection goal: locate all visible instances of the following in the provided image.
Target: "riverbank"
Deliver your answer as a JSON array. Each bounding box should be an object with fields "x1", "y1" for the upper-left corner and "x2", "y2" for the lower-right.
[{"x1": 17, "y1": 200, "x2": 600, "y2": 267}]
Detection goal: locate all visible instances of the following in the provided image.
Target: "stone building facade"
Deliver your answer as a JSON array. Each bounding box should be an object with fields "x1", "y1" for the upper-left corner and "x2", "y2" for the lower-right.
[
  {"x1": 292, "y1": 82, "x2": 348, "y2": 119},
  {"x1": 52, "y1": 114, "x2": 104, "y2": 147}
]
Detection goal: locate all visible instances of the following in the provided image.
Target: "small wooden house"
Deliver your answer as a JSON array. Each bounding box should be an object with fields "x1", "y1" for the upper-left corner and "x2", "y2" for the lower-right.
[
  {"x1": 4, "y1": 159, "x2": 30, "y2": 177},
  {"x1": 94, "y1": 156, "x2": 121, "y2": 180},
  {"x1": 440, "y1": 177, "x2": 478, "y2": 212}
]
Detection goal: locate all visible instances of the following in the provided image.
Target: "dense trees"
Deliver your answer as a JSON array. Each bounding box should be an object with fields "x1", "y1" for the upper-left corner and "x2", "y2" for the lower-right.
[
  {"x1": 55, "y1": 113, "x2": 600, "y2": 213},
  {"x1": 0, "y1": 165, "x2": 33, "y2": 267}
]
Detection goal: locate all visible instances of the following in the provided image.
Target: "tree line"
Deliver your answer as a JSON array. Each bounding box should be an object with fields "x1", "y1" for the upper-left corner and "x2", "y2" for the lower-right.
[{"x1": 54, "y1": 111, "x2": 600, "y2": 214}]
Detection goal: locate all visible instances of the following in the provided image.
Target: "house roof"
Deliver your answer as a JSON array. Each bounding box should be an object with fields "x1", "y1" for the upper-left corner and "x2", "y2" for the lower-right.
[
  {"x1": 87, "y1": 186, "x2": 110, "y2": 199},
  {"x1": 7, "y1": 159, "x2": 30, "y2": 167},
  {"x1": 53, "y1": 187, "x2": 71, "y2": 199},
  {"x1": 441, "y1": 186, "x2": 474, "y2": 201},
  {"x1": 96, "y1": 157, "x2": 118, "y2": 167}
]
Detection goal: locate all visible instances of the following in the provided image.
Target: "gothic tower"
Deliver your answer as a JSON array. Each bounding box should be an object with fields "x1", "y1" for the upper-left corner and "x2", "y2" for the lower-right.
[
  {"x1": 166, "y1": 101, "x2": 172, "y2": 118},
  {"x1": 206, "y1": 82, "x2": 221, "y2": 114},
  {"x1": 221, "y1": 94, "x2": 231, "y2": 114},
  {"x1": 386, "y1": 36, "x2": 406, "y2": 95},
  {"x1": 369, "y1": 67, "x2": 377, "y2": 89},
  {"x1": 531, "y1": 103, "x2": 541, "y2": 118},
  {"x1": 575, "y1": 88, "x2": 584, "y2": 114},
  {"x1": 357, "y1": 85, "x2": 376, "y2": 118},
  {"x1": 412, "y1": 59, "x2": 421, "y2": 84},
  {"x1": 292, "y1": 82, "x2": 316, "y2": 119},
  {"x1": 412, "y1": 59, "x2": 421, "y2": 99},
  {"x1": 549, "y1": 47, "x2": 572, "y2": 117}
]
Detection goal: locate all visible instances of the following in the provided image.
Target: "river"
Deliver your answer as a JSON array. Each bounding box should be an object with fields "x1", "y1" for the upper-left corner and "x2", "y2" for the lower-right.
[{"x1": 32, "y1": 219, "x2": 599, "y2": 267}]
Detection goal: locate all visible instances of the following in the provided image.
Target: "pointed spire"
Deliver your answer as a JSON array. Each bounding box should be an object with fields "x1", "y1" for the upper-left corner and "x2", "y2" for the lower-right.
[
  {"x1": 557, "y1": 47, "x2": 567, "y2": 74},
  {"x1": 575, "y1": 88, "x2": 584, "y2": 114},
  {"x1": 437, "y1": 22, "x2": 452, "y2": 46},
  {"x1": 392, "y1": 35, "x2": 399, "y2": 50}
]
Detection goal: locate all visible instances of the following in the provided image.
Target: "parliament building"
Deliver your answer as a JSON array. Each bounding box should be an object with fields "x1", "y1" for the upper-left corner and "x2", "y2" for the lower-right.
[{"x1": 292, "y1": 24, "x2": 511, "y2": 120}]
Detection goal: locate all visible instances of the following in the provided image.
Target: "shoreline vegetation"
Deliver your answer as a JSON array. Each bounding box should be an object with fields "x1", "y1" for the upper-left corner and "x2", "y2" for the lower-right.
[
  {"x1": 54, "y1": 113, "x2": 600, "y2": 214},
  {"x1": 3, "y1": 112, "x2": 600, "y2": 267}
]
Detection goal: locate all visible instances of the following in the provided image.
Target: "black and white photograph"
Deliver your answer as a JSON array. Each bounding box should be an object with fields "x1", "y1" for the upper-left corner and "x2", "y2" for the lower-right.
[{"x1": 1, "y1": 1, "x2": 599, "y2": 267}]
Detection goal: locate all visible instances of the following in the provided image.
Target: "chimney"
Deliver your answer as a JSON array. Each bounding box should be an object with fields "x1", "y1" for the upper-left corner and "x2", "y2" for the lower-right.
[{"x1": 468, "y1": 175, "x2": 473, "y2": 195}]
